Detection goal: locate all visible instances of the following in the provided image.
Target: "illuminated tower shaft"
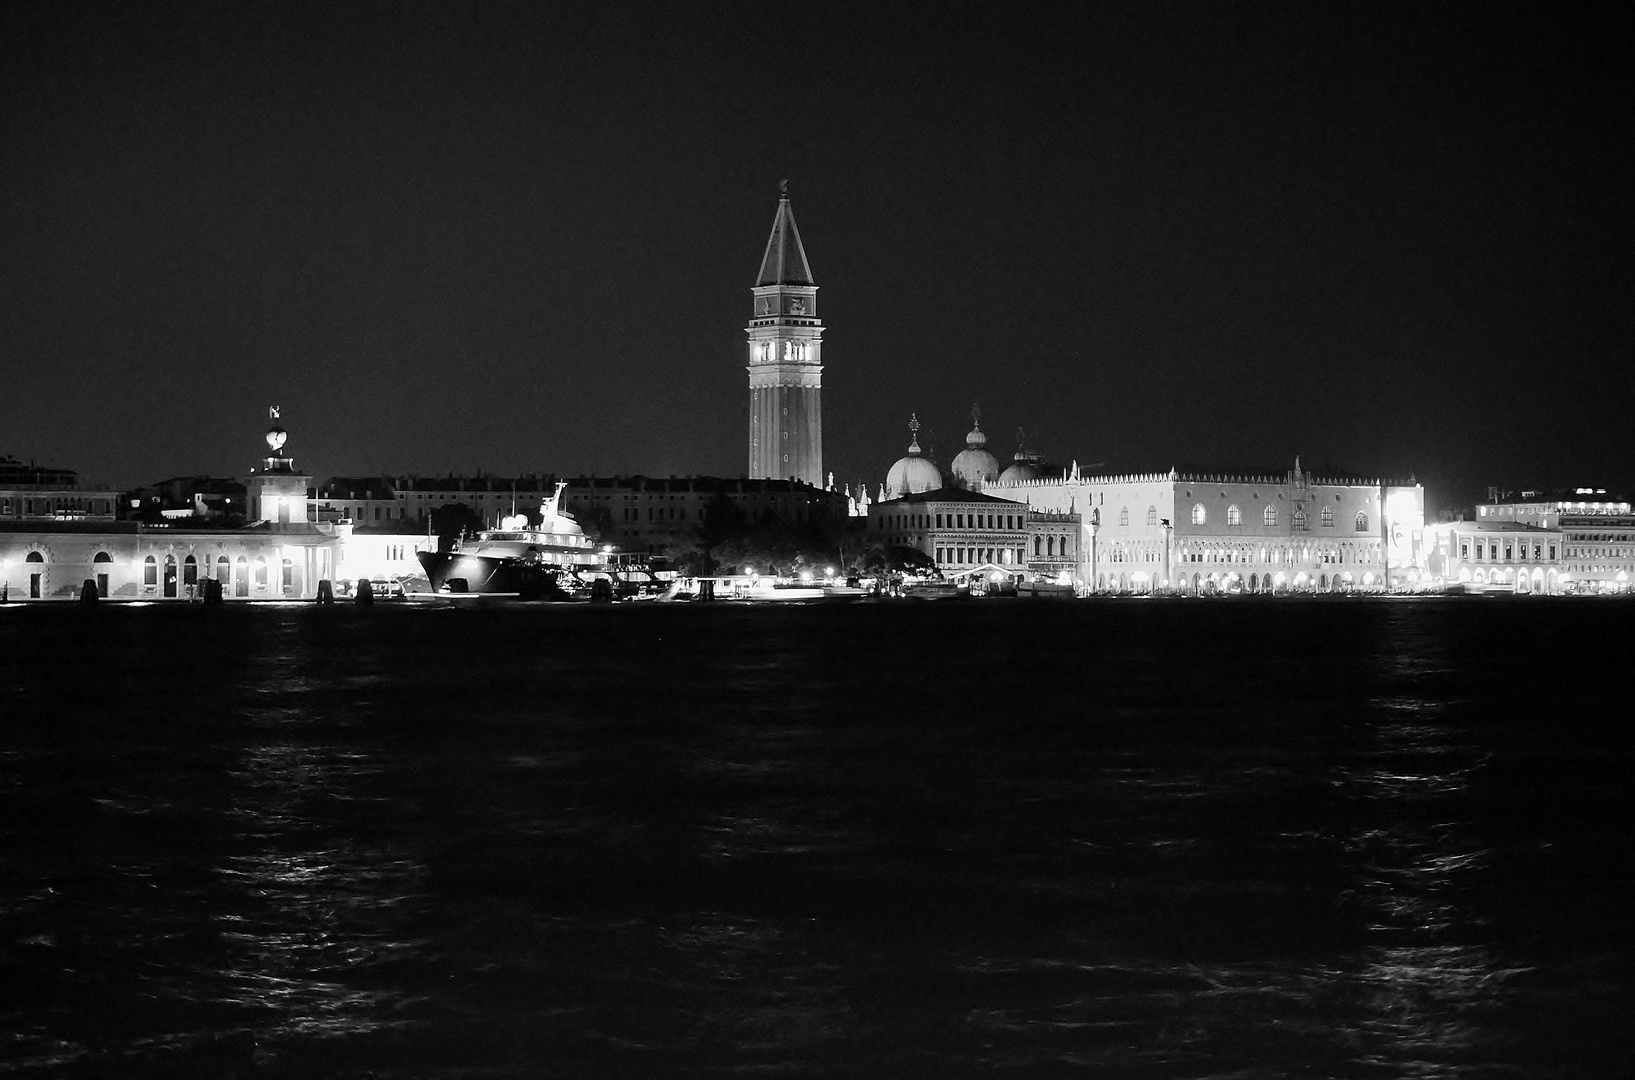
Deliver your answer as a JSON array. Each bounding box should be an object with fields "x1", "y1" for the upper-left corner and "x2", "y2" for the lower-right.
[{"x1": 747, "y1": 188, "x2": 823, "y2": 486}]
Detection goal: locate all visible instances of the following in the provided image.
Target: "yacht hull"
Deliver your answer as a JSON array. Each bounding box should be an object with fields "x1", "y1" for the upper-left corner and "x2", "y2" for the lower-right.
[{"x1": 417, "y1": 551, "x2": 576, "y2": 600}]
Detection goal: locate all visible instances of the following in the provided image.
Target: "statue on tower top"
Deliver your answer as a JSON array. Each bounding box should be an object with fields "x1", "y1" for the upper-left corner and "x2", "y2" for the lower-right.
[{"x1": 265, "y1": 405, "x2": 288, "y2": 455}]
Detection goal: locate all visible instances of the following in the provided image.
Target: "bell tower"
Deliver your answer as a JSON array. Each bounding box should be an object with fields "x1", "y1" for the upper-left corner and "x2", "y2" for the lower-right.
[{"x1": 747, "y1": 182, "x2": 823, "y2": 486}]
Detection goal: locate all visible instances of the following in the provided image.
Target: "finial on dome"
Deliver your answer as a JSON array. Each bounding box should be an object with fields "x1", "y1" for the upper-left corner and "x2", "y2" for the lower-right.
[
  {"x1": 779, "y1": 178, "x2": 789, "y2": 199},
  {"x1": 907, "y1": 413, "x2": 922, "y2": 454},
  {"x1": 965, "y1": 404, "x2": 988, "y2": 449}
]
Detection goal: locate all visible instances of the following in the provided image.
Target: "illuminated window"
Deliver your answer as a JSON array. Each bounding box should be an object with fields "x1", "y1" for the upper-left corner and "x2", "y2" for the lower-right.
[
  {"x1": 1461, "y1": 542, "x2": 1469, "y2": 560},
  {"x1": 1147, "y1": 506, "x2": 1157, "y2": 526},
  {"x1": 1119, "y1": 508, "x2": 1129, "y2": 527},
  {"x1": 1263, "y1": 505, "x2": 1277, "y2": 526},
  {"x1": 1293, "y1": 510, "x2": 1307, "y2": 530},
  {"x1": 1321, "y1": 507, "x2": 1334, "y2": 527},
  {"x1": 1354, "y1": 512, "x2": 1368, "y2": 531},
  {"x1": 143, "y1": 555, "x2": 157, "y2": 586},
  {"x1": 1191, "y1": 504, "x2": 1205, "y2": 525},
  {"x1": 1227, "y1": 505, "x2": 1241, "y2": 526}
]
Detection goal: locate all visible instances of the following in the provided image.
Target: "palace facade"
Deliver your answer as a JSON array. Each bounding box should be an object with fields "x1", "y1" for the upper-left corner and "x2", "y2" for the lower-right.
[{"x1": 983, "y1": 461, "x2": 1426, "y2": 593}]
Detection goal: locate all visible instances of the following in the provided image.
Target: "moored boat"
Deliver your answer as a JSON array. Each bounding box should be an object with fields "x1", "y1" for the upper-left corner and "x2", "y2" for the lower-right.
[
  {"x1": 417, "y1": 481, "x2": 603, "y2": 599},
  {"x1": 657, "y1": 575, "x2": 865, "y2": 603}
]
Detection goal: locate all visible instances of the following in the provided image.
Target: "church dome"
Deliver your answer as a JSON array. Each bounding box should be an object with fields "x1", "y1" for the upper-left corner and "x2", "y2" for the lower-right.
[
  {"x1": 998, "y1": 459, "x2": 1042, "y2": 484},
  {"x1": 950, "y1": 408, "x2": 1001, "y2": 489},
  {"x1": 885, "y1": 414, "x2": 943, "y2": 498},
  {"x1": 997, "y1": 425, "x2": 1042, "y2": 484}
]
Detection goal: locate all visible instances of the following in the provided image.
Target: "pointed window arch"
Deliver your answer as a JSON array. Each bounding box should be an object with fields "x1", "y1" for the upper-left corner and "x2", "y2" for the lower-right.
[
  {"x1": 1293, "y1": 509, "x2": 1308, "y2": 530},
  {"x1": 1191, "y1": 504, "x2": 1206, "y2": 525},
  {"x1": 1227, "y1": 505, "x2": 1242, "y2": 526},
  {"x1": 1119, "y1": 507, "x2": 1129, "y2": 527},
  {"x1": 1354, "y1": 512, "x2": 1368, "y2": 531},
  {"x1": 1263, "y1": 504, "x2": 1277, "y2": 526},
  {"x1": 1147, "y1": 506, "x2": 1157, "y2": 526}
]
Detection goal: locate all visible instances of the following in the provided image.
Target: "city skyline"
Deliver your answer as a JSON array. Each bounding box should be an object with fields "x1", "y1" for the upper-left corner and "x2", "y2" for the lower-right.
[{"x1": 3, "y1": 4, "x2": 1631, "y2": 509}]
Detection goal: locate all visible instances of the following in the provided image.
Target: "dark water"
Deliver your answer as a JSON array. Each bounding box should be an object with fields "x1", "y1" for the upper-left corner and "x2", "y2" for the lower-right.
[{"x1": 2, "y1": 598, "x2": 1631, "y2": 1078}]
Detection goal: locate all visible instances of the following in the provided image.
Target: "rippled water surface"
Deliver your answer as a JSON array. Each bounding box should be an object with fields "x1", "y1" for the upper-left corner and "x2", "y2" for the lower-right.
[{"x1": 2, "y1": 598, "x2": 1631, "y2": 1077}]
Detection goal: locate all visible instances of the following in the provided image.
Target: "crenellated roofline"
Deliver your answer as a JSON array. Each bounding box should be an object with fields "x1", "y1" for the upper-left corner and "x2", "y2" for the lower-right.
[{"x1": 987, "y1": 468, "x2": 1402, "y2": 489}]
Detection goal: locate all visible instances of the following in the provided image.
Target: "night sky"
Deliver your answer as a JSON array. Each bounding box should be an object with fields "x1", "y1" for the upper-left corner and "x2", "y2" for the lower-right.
[{"x1": 3, "y1": 2, "x2": 1631, "y2": 510}]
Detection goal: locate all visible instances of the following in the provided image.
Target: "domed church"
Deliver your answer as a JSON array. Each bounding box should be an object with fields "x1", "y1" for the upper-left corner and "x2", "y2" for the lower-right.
[{"x1": 883, "y1": 415, "x2": 943, "y2": 499}]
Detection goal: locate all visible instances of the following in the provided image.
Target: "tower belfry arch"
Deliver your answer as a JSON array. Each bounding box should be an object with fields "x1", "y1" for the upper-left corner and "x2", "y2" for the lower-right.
[{"x1": 746, "y1": 183, "x2": 824, "y2": 485}]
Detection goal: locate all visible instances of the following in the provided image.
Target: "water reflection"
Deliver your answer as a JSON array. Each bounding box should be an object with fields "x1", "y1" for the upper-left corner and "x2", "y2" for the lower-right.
[
  {"x1": 209, "y1": 662, "x2": 426, "y2": 1059},
  {"x1": 1333, "y1": 642, "x2": 1521, "y2": 1073}
]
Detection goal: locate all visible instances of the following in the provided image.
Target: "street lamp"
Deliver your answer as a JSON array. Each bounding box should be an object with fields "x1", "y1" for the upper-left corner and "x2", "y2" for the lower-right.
[{"x1": 1159, "y1": 518, "x2": 1173, "y2": 594}]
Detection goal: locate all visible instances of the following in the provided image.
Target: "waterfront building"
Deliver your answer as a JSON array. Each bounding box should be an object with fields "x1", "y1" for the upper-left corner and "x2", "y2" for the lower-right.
[
  {"x1": 868, "y1": 488, "x2": 1031, "y2": 573},
  {"x1": 985, "y1": 460, "x2": 1426, "y2": 593},
  {"x1": 125, "y1": 476, "x2": 246, "y2": 523},
  {"x1": 1026, "y1": 509, "x2": 1082, "y2": 578},
  {"x1": 1, "y1": 456, "x2": 118, "y2": 522},
  {"x1": 564, "y1": 475, "x2": 846, "y2": 556},
  {"x1": 1, "y1": 412, "x2": 341, "y2": 601},
  {"x1": 1423, "y1": 520, "x2": 1563, "y2": 593},
  {"x1": 746, "y1": 184, "x2": 824, "y2": 487},
  {"x1": 313, "y1": 476, "x2": 413, "y2": 525},
  {"x1": 314, "y1": 472, "x2": 848, "y2": 559},
  {"x1": 1474, "y1": 489, "x2": 1633, "y2": 593}
]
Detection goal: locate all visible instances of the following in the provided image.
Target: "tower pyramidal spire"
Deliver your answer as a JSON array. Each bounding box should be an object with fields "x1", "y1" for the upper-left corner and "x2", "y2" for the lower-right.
[
  {"x1": 746, "y1": 183, "x2": 824, "y2": 486},
  {"x1": 757, "y1": 181, "x2": 814, "y2": 287}
]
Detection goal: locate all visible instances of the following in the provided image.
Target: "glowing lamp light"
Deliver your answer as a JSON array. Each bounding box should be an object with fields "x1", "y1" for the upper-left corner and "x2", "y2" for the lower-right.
[{"x1": 800, "y1": 571, "x2": 813, "y2": 584}]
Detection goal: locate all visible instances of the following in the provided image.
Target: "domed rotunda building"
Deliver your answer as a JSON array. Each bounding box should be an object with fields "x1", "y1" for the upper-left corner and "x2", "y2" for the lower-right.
[
  {"x1": 884, "y1": 415, "x2": 944, "y2": 499},
  {"x1": 950, "y1": 406, "x2": 1001, "y2": 491}
]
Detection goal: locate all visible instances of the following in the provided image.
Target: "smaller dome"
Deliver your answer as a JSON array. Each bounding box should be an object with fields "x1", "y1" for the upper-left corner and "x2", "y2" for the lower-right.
[
  {"x1": 950, "y1": 406, "x2": 1000, "y2": 488},
  {"x1": 884, "y1": 413, "x2": 943, "y2": 498},
  {"x1": 998, "y1": 460, "x2": 1041, "y2": 484}
]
